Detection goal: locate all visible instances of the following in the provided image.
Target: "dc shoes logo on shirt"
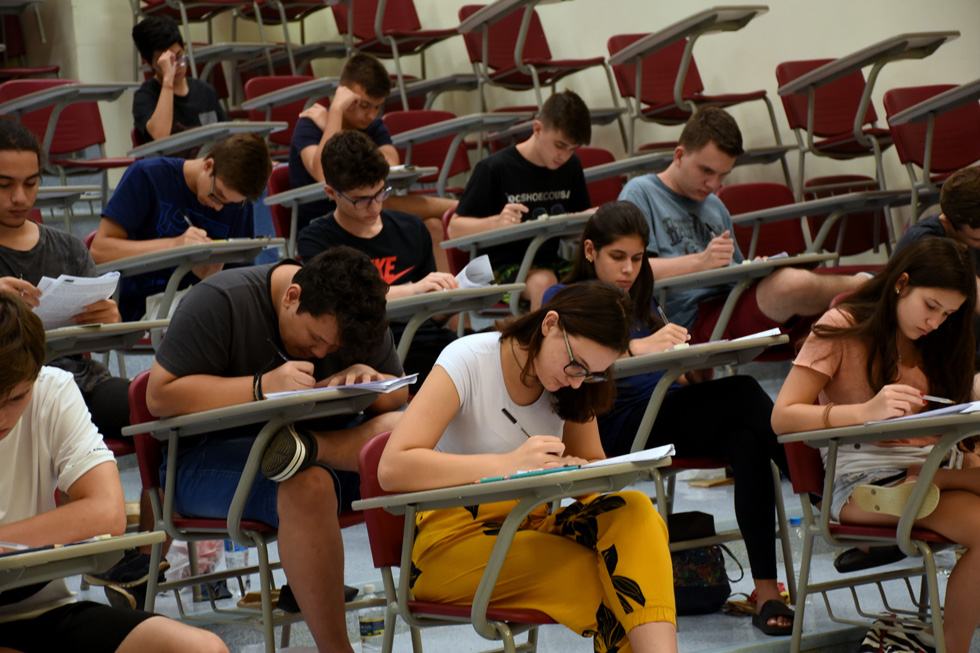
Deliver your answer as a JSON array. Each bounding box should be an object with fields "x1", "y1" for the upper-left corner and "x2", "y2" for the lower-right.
[
  {"x1": 373, "y1": 256, "x2": 414, "y2": 285},
  {"x1": 506, "y1": 190, "x2": 571, "y2": 204}
]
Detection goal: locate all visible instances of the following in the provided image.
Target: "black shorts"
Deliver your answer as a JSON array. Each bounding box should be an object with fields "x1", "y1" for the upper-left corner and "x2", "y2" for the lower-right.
[{"x1": 0, "y1": 600, "x2": 155, "y2": 652}]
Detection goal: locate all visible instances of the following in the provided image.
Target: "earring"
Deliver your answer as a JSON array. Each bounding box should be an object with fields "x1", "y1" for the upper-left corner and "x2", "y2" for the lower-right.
[
  {"x1": 585, "y1": 255, "x2": 593, "y2": 262},
  {"x1": 895, "y1": 287, "x2": 900, "y2": 295}
]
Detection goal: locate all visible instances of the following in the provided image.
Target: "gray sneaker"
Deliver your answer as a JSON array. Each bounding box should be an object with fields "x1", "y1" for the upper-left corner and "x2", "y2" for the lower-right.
[{"x1": 261, "y1": 424, "x2": 318, "y2": 482}]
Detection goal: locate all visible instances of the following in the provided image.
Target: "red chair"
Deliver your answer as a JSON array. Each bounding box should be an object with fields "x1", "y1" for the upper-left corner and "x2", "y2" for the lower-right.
[
  {"x1": 358, "y1": 431, "x2": 556, "y2": 652},
  {"x1": 266, "y1": 163, "x2": 293, "y2": 243},
  {"x1": 608, "y1": 34, "x2": 783, "y2": 161},
  {"x1": 332, "y1": 0, "x2": 457, "y2": 110},
  {"x1": 718, "y1": 182, "x2": 807, "y2": 259},
  {"x1": 576, "y1": 146, "x2": 622, "y2": 207},
  {"x1": 803, "y1": 175, "x2": 891, "y2": 257},
  {"x1": 382, "y1": 109, "x2": 472, "y2": 196},
  {"x1": 458, "y1": 4, "x2": 612, "y2": 110},
  {"x1": 0, "y1": 79, "x2": 135, "y2": 226},
  {"x1": 244, "y1": 74, "x2": 318, "y2": 157},
  {"x1": 783, "y1": 435, "x2": 951, "y2": 652},
  {"x1": 235, "y1": 0, "x2": 345, "y2": 76},
  {"x1": 441, "y1": 207, "x2": 470, "y2": 276},
  {"x1": 884, "y1": 84, "x2": 980, "y2": 220},
  {"x1": 775, "y1": 59, "x2": 894, "y2": 200}
]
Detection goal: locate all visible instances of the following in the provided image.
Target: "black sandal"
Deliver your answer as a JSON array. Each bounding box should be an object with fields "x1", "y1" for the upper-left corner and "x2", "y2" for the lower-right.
[{"x1": 752, "y1": 599, "x2": 794, "y2": 636}]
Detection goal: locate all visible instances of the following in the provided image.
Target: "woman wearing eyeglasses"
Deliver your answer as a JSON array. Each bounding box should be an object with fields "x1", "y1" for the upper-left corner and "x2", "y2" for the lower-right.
[
  {"x1": 544, "y1": 201, "x2": 796, "y2": 636},
  {"x1": 379, "y1": 281, "x2": 678, "y2": 653}
]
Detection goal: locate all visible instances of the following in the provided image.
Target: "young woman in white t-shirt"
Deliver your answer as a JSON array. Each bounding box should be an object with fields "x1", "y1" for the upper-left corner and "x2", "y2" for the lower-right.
[
  {"x1": 379, "y1": 281, "x2": 678, "y2": 653},
  {"x1": 772, "y1": 238, "x2": 980, "y2": 653}
]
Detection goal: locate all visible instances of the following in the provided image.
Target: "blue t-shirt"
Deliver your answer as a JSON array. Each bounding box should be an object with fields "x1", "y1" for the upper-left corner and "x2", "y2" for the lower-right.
[
  {"x1": 619, "y1": 174, "x2": 742, "y2": 329},
  {"x1": 287, "y1": 117, "x2": 394, "y2": 231},
  {"x1": 101, "y1": 158, "x2": 255, "y2": 321},
  {"x1": 542, "y1": 283, "x2": 678, "y2": 454}
]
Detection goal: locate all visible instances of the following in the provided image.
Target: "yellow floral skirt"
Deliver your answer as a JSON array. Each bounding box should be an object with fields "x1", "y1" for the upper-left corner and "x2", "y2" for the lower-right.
[{"x1": 410, "y1": 490, "x2": 675, "y2": 653}]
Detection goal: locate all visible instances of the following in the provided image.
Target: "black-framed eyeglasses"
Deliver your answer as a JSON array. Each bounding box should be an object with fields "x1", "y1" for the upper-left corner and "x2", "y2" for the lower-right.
[
  {"x1": 209, "y1": 173, "x2": 245, "y2": 209},
  {"x1": 336, "y1": 185, "x2": 392, "y2": 210},
  {"x1": 560, "y1": 323, "x2": 607, "y2": 383}
]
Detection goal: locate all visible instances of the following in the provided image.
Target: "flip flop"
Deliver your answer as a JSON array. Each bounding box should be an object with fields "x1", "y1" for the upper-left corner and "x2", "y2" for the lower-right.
[
  {"x1": 834, "y1": 545, "x2": 907, "y2": 573},
  {"x1": 751, "y1": 599, "x2": 794, "y2": 636},
  {"x1": 852, "y1": 482, "x2": 939, "y2": 519}
]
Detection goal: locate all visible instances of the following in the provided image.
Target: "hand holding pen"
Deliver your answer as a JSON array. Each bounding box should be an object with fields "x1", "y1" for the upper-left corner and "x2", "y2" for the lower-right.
[
  {"x1": 177, "y1": 212, "x2": 211, "y2": 247},
  {"x1": 502, "y1": 408, "x2": 569, "y2": 469}
]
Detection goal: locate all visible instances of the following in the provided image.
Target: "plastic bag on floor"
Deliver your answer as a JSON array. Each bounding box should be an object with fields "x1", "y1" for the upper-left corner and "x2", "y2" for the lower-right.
[{"x1": 165, "y1": 539, "x2": 224, "y2": 581}]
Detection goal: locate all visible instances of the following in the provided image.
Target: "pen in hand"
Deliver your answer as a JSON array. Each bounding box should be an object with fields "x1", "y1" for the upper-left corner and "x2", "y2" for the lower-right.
[
  {"x1": 501, "y1": 408, "x2": 531, "y2": 438},
  {"x1": 922, "y1": 394, "x2": 955, "y2": 405},
  {"x1": 267, "y1": 338, "x2": 290, "y2": 364},
  {"x1": 656, "y1": 303, "x2": 670, "y2": 325},
  {"x1": 182, "y1": 212, "x2": 195, "y2": 229}
]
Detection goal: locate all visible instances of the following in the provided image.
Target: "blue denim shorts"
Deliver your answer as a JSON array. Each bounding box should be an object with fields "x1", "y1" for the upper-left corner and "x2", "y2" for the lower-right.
[
  {"x1": 160, "y1": 431, "x2": 361, "y2": 528},
  {"x1": 830, "y1": 468, "x2": 906, "y2": 522}
]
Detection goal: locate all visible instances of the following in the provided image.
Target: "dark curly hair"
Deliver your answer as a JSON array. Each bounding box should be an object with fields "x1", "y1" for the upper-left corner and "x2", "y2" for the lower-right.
[
  {"x1": 0, "y1": 117, "x2": 45, "y2": 168},
  {"x1": 497, "y1": 281, "x2": 632, "y2": 422},
  {"x1": 293, "y1": 246, "x2": 389, "y2": 364},
  {"x1": 0, "y1": 292, "x2": 46, "y2": 400},
  {"x1": 321, "y1": 131, "x2": 389, "y2": 193},
  {"x1": 131, "y1": 16, "x2": 184, "y2": 64}
]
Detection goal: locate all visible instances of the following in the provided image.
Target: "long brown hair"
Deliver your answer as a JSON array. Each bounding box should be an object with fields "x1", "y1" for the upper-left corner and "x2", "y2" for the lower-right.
[
  {"x1": 0, "y1": 292, "x2": 46, "y2": 400},
  {"x1": 813, "y1": 238, "x2": 976, "y2": 405},
  {"x1": 563, "y1": 201, "x2": 665, "y2": 333},
  {"x1": 497, "y1": 281, "x2": 632, "y2": 422}
]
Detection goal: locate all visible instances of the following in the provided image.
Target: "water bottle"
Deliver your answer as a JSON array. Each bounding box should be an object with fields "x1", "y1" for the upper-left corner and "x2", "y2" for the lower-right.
[
  {"x1": 788, "y1": 517, "x2": 805, "y2": 579},
  {"x1": 358, "y1": 583, "x2": 385, "y2": 652},
  {"x1": 223, "y1": 539, "x2": 250, "y2": 599}
]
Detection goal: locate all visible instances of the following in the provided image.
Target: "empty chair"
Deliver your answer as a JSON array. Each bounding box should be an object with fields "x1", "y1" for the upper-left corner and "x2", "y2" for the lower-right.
[
  {"x1": 244, "y1": 75, "x2": 317, "y2": 157},
  {"x1": 718, "y1": 182, "x2": 806, "y2": 258},
  {"x1": 235, "y1": 0, "x2": 347, "y2": 76},
  {"x1": 265, "y1": 163, "x2": 293, "y2": 243},
  {"x1": 884, "y1": 84, "x2": 980, "y2": 219},
  {"x1": 775, "y1": 59, "x2": 894, "y2": 199},
  {"x1": 803, "y1": 175, "x2": 892, "y2": 257},
  {"x1": 382, "y1": 109, "x2": 472, "y2": 195}
]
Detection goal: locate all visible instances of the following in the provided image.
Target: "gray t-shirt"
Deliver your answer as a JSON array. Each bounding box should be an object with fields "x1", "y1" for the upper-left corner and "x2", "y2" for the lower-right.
[
  {"x1": 155, "y1": 261, "x2": 403, "y2": 437},
  {"x1": 0, "y1": 223, "x2": 111, "y2": 392},
  {"x1": 619, "y1": 174, "x2": 743, "y2": 329}
]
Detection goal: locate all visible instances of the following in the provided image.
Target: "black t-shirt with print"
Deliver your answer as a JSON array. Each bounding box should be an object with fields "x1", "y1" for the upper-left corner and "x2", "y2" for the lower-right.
[{"x1": 455, "y1": 145, "x2": 589, "y2": 269}]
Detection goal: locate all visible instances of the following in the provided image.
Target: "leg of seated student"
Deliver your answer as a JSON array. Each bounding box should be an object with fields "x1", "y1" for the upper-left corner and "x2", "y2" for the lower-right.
[
  {"x1": 83, "y1": 376, "x2": 131, "y2": 441},
  {"x1": 614, "y1": 377, "x2": 792, "y2": 627},
  {"x1": 116, "y1": 615, "x2": 228, "y2": 653},
  {"x1": 412, "y1": 491, "x2": 676, "y2": 653},
  {"x1": 755, "y1": 268, "x2": 866, "y2": 325},
  {"x1": 840, "y1": 488, "x2": 980, "y2": 653},
  {"x1": 523, "y1": 268, "x2": 559, "y2": 312},
  {"x1": 276, "y1": 466, "x2": 353, "y2": 651},
  {"x1": 309, "y1": 412, "x2": 403, "y2": 472}
]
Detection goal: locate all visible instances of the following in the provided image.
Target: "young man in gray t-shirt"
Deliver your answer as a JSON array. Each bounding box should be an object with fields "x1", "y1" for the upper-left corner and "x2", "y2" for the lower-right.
[{"x1": 619, "y1": 107, "x2": 866, "y2": 344}]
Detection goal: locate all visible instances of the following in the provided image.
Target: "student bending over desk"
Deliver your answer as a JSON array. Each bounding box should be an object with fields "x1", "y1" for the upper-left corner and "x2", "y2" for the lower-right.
[
  {"x1": 0, "y1": 293, "x2": 225, "y2": 653},
  {"x1": 379, "y1": 282, "x2": 677, "y2": 653},
  {"x1": 772, "y1": 239, "x2": 980, "y2": 653},
  {"x1": 545, "y1": 201, "x2": 795, "y2": 635}
]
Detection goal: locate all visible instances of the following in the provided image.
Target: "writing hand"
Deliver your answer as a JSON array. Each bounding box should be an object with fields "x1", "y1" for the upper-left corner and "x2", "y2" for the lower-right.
[
  {"x1": 318, "y1": 364, "x2": 385, "y2": 388},
  {"x1": 262, "y1": 361, "x2": 316, "y2": 395},
  {"x1": 176, "y1": 226, "x2": 211, "y2": 247},
  {"x1": 862, "y1": 383, "x2": 927, "y2": 421},
  {"x1": 493, "y1": 203, "x2": 529, "y2": 228},
  {"x1": 298, "y1": 103, "x2": 329, "y2": 130},
  {"x1": 510, "y1": 435, "x2": 566, "y2": 470},
  {"x1": 410, "y1": 271, "x2": 459, "y2": 295},
  {"x1": 700, "y1": 230, "x2": 735, "y2": 270},
  {"x1": 0, "y1": 277, "x2": 41, "y2": 308},
  {"x1": 73, "y1": 298, "x2": 121, "y2": 325},
  {"x1": 632, "y1": 324, "x2": 690, "y2": 355}
]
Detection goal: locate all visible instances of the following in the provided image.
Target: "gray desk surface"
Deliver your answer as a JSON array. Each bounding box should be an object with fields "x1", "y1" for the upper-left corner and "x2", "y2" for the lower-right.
[
  {"x1": 127, "y1": 121, "x2": 287, "y2": 159},
  {"x1": 385, "y1": 284, "x2": 523, "y2": 322},
  {"x1": 730, "y1": 189, "x2": 908, "y2": 227},
  {"x1": 354, "y1": 456, "x2": 671, "y2": 514},
  {"x1": 122, "y1": 385, "x2": 381, "y2": 441},
  {"x1": 264, "y1": 166, "x2": 438, "y2": 207},
  {"x1": 0, "y1": 82, "x2": 137, "y2": 118},
  {"x1": 387, "y1": 73, "x2": 480, "y2": 105},
  {"x1": 607, "y1": 5, "x2": 767, "y2": 66},
  {"x1": 45, "y1": 320, "x2": 168, "y2": 360},
  {"x1": 0, "y1": 531, "x2": 166, "y2": 592},
  {"x1": 240, "y1": 78, "x2": 340, "y2": 112},
  {"x1": 584, "y1": 151, "x2": 674, "y2": 183},
  {"x1": 490, "y1": 107, "x2": 625, "y2": 143},
  {"x1": 778, "y1": 32, "x2": 959, "y2": 96},
  {"x1": 94, "y1": 238, "x2": 283, "y2": 278},
  {"x1": 441, "y1": 210, "x2": 593, "y2": 252},
  {"x1": 655, "y1": 252, "x2": 837, "y2": 293},
  {"x1": 888, "y1": 78, "x2": 980, "y2": 126},
  {"x1": 778, "y1": 409, "x2": 980, "y2": 449},
  {"x1": 390, "y1": 112, "x2": 533, "y2": 148},
  {"x1": 456, "y1": 0, "x2": 569, "y2": 33},
  {"x1": 613, "y1": 334, "x2": 788, "y2": 378},
  {"x1": 35, "y1": 185, "x2": 99, "y2": 210}
]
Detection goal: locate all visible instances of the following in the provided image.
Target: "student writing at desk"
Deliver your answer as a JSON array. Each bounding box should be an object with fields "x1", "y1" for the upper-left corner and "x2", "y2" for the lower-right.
[
  {"x1": 544, "y1": 201, "x2": 795, "y2": 635},
  {"x1": 619, "y1": 107, "x2": 866, "y2": 343},
  {"x1": 0, "y1": 293, "x2": 226, "y2": 652},
  {"x1": 772, "y1": 239, "x2": 980, "y2": 653},
  {"x1": 379, "y1": 282, "x2": 678, "y2": 653}
]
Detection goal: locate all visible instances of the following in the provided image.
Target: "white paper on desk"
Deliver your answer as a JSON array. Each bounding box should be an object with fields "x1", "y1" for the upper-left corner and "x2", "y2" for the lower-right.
[
  {"x1": 34, "y1": 272, "x2": 120, "y2": 329},
  {"x1": 868, "y1": 400, "x2": 980, "y2": 424},
  {"x1": 731, "y1": 327, "x2": 783, "y2": 341},
  {"x1": 581, "y1": 444, "x2": 675, "y2": 469},
  {"x1": 455, "y1": 255, "x2": 494, "y2": 288},
  {"x1": 265, "y1": 374, "x2": 418, "y2": 399}
]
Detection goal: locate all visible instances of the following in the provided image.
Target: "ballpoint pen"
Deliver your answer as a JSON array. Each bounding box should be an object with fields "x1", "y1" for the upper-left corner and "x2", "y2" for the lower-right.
[
  {"x1": 922, "y1": 394, "x2": 955, "y2": 405},
  {"x1": 501, "y1": 408, "x2": 532, "y2": 437}
]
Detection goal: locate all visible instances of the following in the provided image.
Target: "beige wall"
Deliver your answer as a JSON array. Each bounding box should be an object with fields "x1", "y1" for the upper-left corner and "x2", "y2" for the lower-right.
[{"x1": 19, "y1": 0, "x2": 980, "y2": 199}]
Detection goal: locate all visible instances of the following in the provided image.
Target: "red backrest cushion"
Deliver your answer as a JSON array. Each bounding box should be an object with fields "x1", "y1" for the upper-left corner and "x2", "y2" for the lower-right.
[
  {"x1": 245, "y1": 75, "x2": 318, "y2": 148},
  {"x1": 884, "y1": 84, "x2": 980, "y2": 173},
  {"x1": 717, "y1": 182, "x2": 806, "y2": 257},
  {"x1": 776, "y1": 59, "x2": 878, "y2": 136},
  {"x1": 607, "y1": 35, "x2": 703, "y2": 107},
  {"x1": 358, "y1": 431, "x2": 403, "y2": 569},
  {"x1": 458, "y1": 5, "x2": 551, "y2": 70}
]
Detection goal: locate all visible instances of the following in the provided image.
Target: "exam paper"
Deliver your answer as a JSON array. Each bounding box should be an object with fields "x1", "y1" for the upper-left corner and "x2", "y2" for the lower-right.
[
  {"x1": 455, "y1": 255, "x2": 494, "y2": 289},
  {"x1": 34, "y1": 272, "x2": 120, "y2": 329},
  {"x1": 265, "y1": 374, "x2": 418, "y2": 399},
  {"x1": 581, "y1": 444, "x2": 675, "y2": 469}
]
